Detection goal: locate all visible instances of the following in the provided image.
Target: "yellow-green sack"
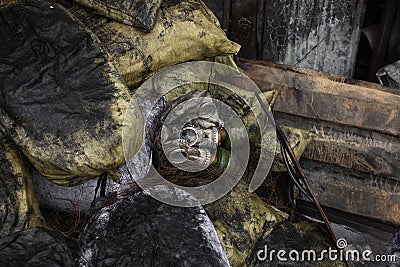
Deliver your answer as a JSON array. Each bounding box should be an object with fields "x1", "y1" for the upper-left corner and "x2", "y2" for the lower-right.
[
  {"x1": 74, "y1": 0, "x2": 161, "y2": 32},
  {"x1": 69, "y1": 0, "x2": 241, "y2": 89}
]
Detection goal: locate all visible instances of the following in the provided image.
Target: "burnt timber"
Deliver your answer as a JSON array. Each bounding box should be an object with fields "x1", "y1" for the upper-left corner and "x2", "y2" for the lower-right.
[{"x1": 238, "y1": 59, "x2": 400, "y2": 225}]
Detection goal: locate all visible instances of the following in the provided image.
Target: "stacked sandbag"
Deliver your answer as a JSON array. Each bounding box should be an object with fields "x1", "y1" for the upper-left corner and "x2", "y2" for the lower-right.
[
  {"x1": 0, "y1": 141, "x2": 75, "y2": 266},
  {"x1": 69, "y1": 0, "x2": 241, "y2": 89},
  {"x1": 204, "y1": 180, "x2": 288, "y2": 266},
  {"x1": 0, "y1": 142, "x2": 44, "y2": 236},
  {"x1": 73, "y1": 0, "x2": 161, "y2": 32},
  {"x1": 0, "y1": 0, "x2": 143, "y2": 186},
  {"x1": 271, "y1": 126, "x2": 315, "y2": 172},
  {"x1": 247, "y1": 217, "x2": 346, "y2": 267},
  {"x1": 0, "y1": 227, "x2": 75, "y2": 266},
  {"x1": 78, "y1": 187, "x2": 230, "y2": 267}
]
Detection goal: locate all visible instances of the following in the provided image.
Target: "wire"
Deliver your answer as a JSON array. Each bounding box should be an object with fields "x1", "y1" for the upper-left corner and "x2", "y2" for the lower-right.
[
  {"x1": 255, "y1": 93, "x2": 350, "y2": 267},
  {"x1": 280, "y1": 145, "x2": 312, "y2": 201}
]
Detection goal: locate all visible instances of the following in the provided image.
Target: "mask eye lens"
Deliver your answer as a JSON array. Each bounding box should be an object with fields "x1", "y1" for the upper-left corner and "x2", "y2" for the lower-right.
[
  {"x1": 169, "y1": 148, "x2": 188, "y2": 164},
  {"x1": 181, "y1": 127, "x2": 198, "y2": 146},
  {"x1": 198, "y1": 102, "x2": 216, "y2": 118}
]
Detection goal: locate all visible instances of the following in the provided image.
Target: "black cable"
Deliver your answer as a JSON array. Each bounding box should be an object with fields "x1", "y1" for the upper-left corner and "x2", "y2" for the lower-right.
[
  {"x1": 100, "y1": 172, "x2": 107, "y2": 198},
  {"x1": 280, "y1": 144, "x2": 312, "y2": 201},
  {"x1": 255, "y1": 93, "x2": 350, "y2": 267}
]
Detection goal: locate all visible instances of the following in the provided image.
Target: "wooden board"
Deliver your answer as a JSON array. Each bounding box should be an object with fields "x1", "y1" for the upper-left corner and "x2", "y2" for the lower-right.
[
  {"x1": 276, "y1": 113, "x2": 400, "y2": 181},
  {"x1": 238, "y1": 59, "x2": 400, "y2": 225},
  {"x1": 301, "y1": 159, "x2": 400, "y2": 225},
  {"x1": 239, "y1": 59, "x2": 400, "y2": 136}
]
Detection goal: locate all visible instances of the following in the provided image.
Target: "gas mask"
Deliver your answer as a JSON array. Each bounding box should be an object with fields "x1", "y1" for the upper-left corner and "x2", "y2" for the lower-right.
[{"x1": 154, "y1": 90, "x2": 227, "y2": 172}]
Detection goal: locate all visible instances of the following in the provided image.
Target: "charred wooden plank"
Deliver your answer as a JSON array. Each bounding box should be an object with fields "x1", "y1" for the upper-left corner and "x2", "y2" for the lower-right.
[
  {"x1": 276, "y1": 113, "x2": 400, "y2": 181},
  {"x1": 238, "y1": 59, "x2": 400, "y2": 224},
  {"x1": 300, "y1": 159, "x2": 400, "y2": 225},
  {"x1": 240, "y1": 59, "x2": 400, "y2": 94},
  {"x1": 238, "y1": 59, "x2": 400, "y2": 176},
  {"x1": 238, "y1": 59, "x2": 400, "y2": 136}
]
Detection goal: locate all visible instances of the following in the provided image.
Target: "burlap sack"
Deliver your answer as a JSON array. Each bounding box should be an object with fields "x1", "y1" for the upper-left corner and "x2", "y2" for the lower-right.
[
  {"x1": 272, "y1": 126, "x2": 315, "y2": 172},
  {"x1": 70, "y1": 0, "x2": 241, "y2": 89},
  {"x1": 0, "y1": 142, "x2": 44, "y2": 237},
  {"x1": 205, "y1": 180, "x2": 288, "y2": 266},
  {"x1": 74, "y1": 0, "x2": 161, "y2": 32},
  {"x1": 0, "y1": 1, "x2": 143, "y2": 186}
]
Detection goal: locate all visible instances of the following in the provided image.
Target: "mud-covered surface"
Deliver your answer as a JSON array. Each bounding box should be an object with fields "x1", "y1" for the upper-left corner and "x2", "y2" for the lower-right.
[
  {"x1": 78, "y1": 188, "x2": 229, "y2": 267},
  {"x1": 0, "y1": 227, "x2": 75, "y2": 267},
  {"x1": 0, "y1": 0, "x2": 142, "y2": 185}
]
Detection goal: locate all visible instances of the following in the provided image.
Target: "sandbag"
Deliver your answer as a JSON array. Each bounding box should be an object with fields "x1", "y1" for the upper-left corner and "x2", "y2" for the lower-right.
[
  {"x1": 247, "y1": 217, "x2": 346, "y2": 267},
  {"x1": 78, "y1": 187, "x2": 230, "y2": 267},
  {"x1": 0, "y1": 227, "x2": 75, "y2": 267},
  {"x1": 74, "y1": 0, "x2": 161, "y2": 32},
  {"x1": 0, "y1": 0, "x2": 143, "y2": 186},
  {"x1": 0, "y1": 142, "x2": 44, "y2": 237},
  {"x1": 69, "y1": 0, "x2": 241, "y2": 89},
  {"x1": 204, "y1": 180, "x2": 288, "y2": 266},
  {"x1": 0, "y1": 0, "x2": 16, "y2": 7},
  {"x1": 272, "y1": 126, "x2": 315, "y2": 172}
]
